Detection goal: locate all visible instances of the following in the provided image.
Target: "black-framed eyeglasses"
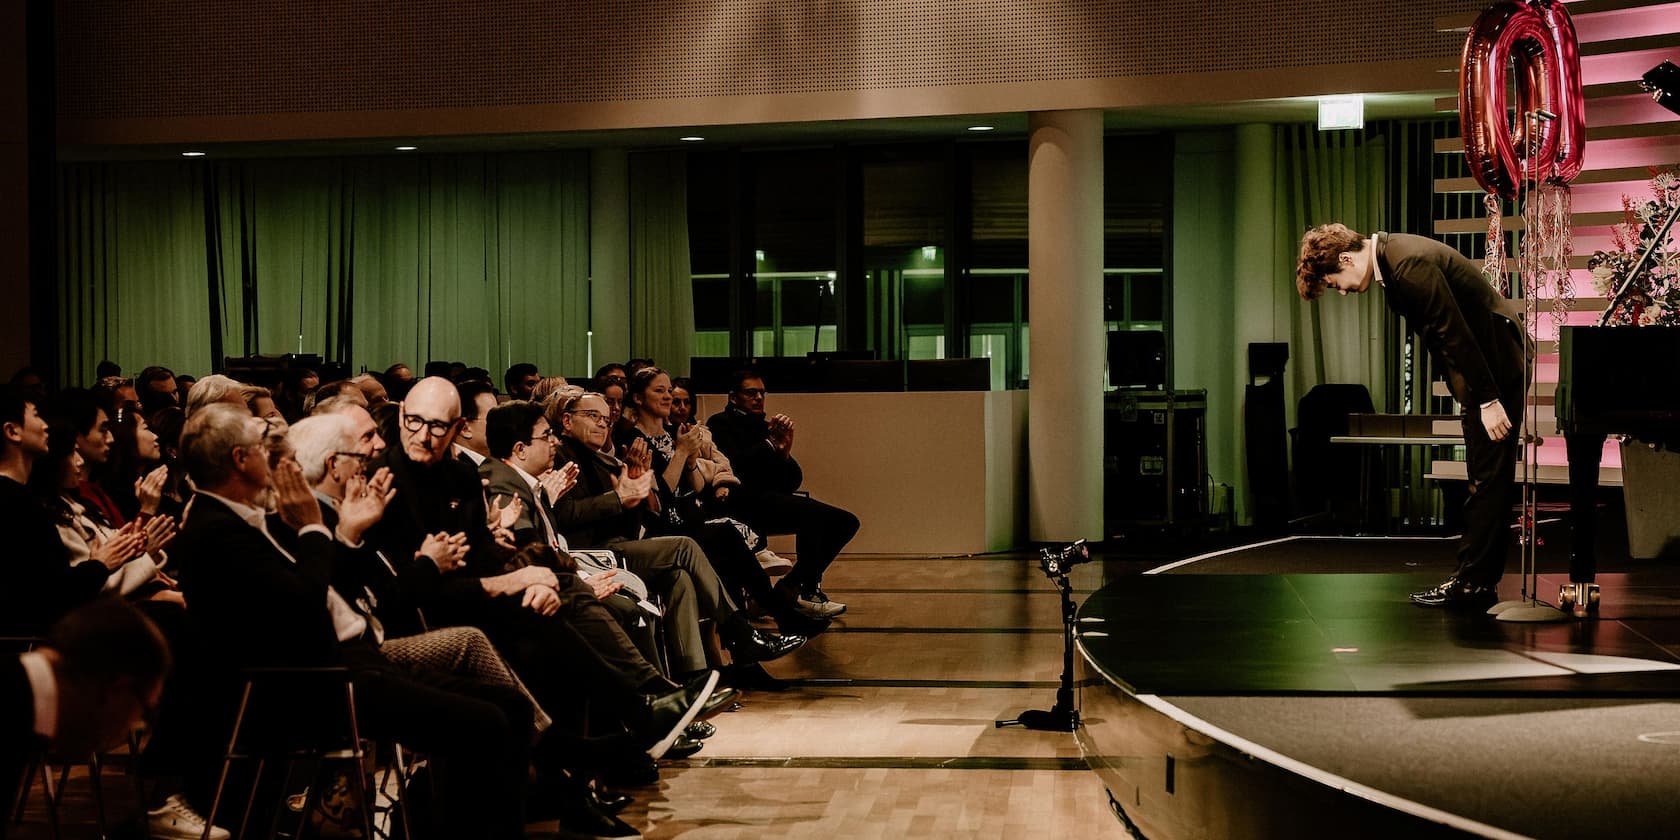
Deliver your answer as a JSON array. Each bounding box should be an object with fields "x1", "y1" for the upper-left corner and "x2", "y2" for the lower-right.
[
  {"x1": 526, "y1": 427, "x2": 557, "y2": 444},
  {"x1": 401, "y1": 413, "x2": 457, "y2": 438}
]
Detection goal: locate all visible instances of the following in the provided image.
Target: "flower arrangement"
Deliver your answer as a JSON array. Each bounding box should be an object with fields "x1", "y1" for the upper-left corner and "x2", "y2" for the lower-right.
[{"x1": 1588, "y1": 167, "x2": 1680, "y2": 326}]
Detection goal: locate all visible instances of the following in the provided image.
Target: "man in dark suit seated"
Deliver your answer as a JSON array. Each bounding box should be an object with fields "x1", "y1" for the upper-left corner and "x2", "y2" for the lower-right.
[
  {"x1": 706, "y1": 370, "x2": 859, "y2": 619},
  {"x1": 1297, "y1": 224, "x2": 1528, "y2": 608},
  {"x1": 482, "y1": 401, "x2": 803, "y2": 680},
  {"x1": 362, "y1": 378, "x2": 728, "y2": 763},
  {"x1": 3, "y1": 597, "x2": 171, "y2": 830}
]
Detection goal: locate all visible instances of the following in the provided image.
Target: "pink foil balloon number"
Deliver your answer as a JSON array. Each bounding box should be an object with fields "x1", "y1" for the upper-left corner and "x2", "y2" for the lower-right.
[{"x1": 1460, "y1": 0, "x2": 1586, "y2": 199}]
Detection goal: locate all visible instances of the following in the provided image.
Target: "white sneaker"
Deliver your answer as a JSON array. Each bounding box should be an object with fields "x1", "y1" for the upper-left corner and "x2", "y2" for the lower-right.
[
  {"x1": 755, "y1": 549, "x2": 794, "y2": 576},
  {"x1": 147, "y1": 793, "x2": 231, "y2": 840}
]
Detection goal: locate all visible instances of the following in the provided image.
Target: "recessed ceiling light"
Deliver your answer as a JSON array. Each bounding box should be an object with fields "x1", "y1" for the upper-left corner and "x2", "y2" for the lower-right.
[
  {"x1": 679, "y1": 136, "x2": 705, "y2": 142},
  {"x1": 395, "y1": 145, "x2": 418, "y2": 151},
  {"x1": 967, "y1": 125, "x2": 995, "y2": 132},
  {"x1": 181, "y1": 151, "x2": 206, "y2": 157}
]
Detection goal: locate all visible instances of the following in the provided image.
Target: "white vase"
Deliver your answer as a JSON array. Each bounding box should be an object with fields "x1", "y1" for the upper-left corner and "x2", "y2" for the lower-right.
[{"x1": 1621, "y1": 438, "x2": 1680, "y2": 559}]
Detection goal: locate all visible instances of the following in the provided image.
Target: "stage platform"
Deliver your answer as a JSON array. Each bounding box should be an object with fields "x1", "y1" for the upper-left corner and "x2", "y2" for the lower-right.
[{"x1": 1074, "y1": 536, "x2": 1680, "y2": 839}]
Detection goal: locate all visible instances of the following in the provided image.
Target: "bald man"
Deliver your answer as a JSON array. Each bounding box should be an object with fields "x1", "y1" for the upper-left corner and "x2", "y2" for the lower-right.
[{"x1": 363, "y1": 378, "x2": 725, "y2": 760}]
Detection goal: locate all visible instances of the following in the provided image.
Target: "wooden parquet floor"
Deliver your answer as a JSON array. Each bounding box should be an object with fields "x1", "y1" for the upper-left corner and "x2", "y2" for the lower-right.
[{"x1": 12, "y1": 554, "x2": 1120, "y2": 838}]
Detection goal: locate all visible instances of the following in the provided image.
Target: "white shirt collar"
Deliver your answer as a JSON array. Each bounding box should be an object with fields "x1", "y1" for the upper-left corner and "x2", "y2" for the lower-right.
[
  {"x1": 510, "y1": 462, "x2": 541, "y2": 491},
  {"x1": 19, "y1": 651, "x2": 57, "y2": 740},
  {"x1": 454, "y1": 443, "x2": 487, "y2": 466},
  {"x1": 192, "y1": 488, "x2": 270, "y2": 530},
  {"x1": 1370, "y1": 236, "x2": 1386, "y2": 289}
]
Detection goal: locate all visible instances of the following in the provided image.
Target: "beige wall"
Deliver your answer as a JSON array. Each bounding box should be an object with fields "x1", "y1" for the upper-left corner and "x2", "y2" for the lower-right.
[
  {"x1": 56, "y1": 0, "x2": 1483, "y2": 146},
  {"x1": 696, "y1": 390, "x2": 1028, "y2": 555}
]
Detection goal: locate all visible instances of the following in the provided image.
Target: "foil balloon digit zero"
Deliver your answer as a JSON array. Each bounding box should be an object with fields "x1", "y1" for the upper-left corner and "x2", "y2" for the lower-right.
[{"x1": 1460, "y1": 0, "x2": 1587, "y2": 198}]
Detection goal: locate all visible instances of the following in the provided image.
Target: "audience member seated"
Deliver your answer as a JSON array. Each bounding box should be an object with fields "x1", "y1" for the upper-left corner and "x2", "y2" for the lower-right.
[
  {"x1": 608, "y1": 375, "x2": 825, "y2": 634},
  {"x1": 3, "y1": 598, "x2": 171, "y2": 823},
  {"x1": 137, "y1": 366, "x2": 181, "y2": 415},
  {"x1": 144, "y1": 406, "x2": 193, "y2": 522},
  {"x1": 274, "y1": 367, "x2": 319, "y2": 422},
  {"x1": 92, "y1": 376, "x2": 140, "y2": 417},
  {"x1": 96, "y1": 404, "x2": 172, "y2": 523},
  {"x1": 46, "y1": 388, "x2": 129, "y2": 529},
  {"x1": 707, "y1": 370, "x2": 858, "y2": 619},
  {"x1": 0, "y1": 390, "x2": 115, "y2": 636},
  {"x1": 453, "y1": 379, "x2": 500, "y2": 467},
  {"x1": 243, "y1": 385, "x2": 283, "y2": 421},
  {"x1": 95, "y1": 360, "x2": 123, "y2": 380},
  {"x1": 362, "y1": 378, "x2": 730, "y2": 769},
  {"x1": 351, "y1": 373, "x2": 389, "y2": 409},
  {"x1": 31, "y1": 409, "x2": 180, "y2": 605},
  {"x1": 170, "y1": 403, "x2": 541, "y2": 839},
  {"x1": 506, "y1": 363, "x2": 541, "y2": 401},
  {"x1": 302, "y1": 379, "x2": 367, "y2": 416},
  {"x1": 668, "y1": 377, "x2": 696, "y2": 427},
  {"x1": 531, "y1": 375, "x2": 571, "y2": 406},
  {"x1": 484, "y1": 401, "x2": 804, "y2": 683},
  {"x1": 183, "y1": 374, "x2": 250, "y2": 417}
]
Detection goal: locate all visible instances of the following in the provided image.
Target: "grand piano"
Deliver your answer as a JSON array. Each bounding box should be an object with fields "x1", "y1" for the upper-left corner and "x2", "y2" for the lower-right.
[{"x1": 1555, "y1": 324, "x2": 1680, "y2": 606}]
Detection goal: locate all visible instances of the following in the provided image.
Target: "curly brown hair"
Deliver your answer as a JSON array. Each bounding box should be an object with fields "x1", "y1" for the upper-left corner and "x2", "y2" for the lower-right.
[{"x1": 1296, "y1": 223, "x2": 1366, "y2": 301}]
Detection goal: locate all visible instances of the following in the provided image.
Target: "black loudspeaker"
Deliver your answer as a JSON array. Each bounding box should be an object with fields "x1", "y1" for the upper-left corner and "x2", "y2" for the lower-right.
[
  {"x1": 1108, "y1": 330, "x2": 1166, "y2": 390},
  {"x1": 1245, "y1": 343, "x2": 1290, "y2": 531},
  {"x1": 1104, "y1": 389, "x2": 1207, "y2": 532}
]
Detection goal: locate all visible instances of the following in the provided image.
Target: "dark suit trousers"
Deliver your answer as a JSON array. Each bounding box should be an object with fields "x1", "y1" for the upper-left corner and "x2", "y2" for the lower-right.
[
  {"x1": 736, "y1": 492, "x2": 860, "y2": 591},
  {"x1": 1452, "y1": 338, "x2": 1528, "y2": 588}
]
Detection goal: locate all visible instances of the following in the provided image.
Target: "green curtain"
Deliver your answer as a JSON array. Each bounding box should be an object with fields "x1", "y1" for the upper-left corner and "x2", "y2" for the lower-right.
[
  {"x1": 57, "y1": 152, "x2": 592, "y2": 385},
  {"x1": 1271, "y1": 120, "x2": 1450, "y2": 525},
  {"x1": 628, "y1": 151, "x2": 696, "y2": 376}
]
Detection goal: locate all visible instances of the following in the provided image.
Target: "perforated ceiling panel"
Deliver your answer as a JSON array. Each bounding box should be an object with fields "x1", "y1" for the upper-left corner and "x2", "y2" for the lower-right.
[{"x1": 57, "y1": 0, "x2": 1480, "y2": 119}]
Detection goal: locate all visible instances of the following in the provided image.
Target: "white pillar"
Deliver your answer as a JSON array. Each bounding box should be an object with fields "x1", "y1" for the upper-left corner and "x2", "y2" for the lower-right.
[
  {"x1": 1027, "y1": 109, "x2": 1105, "y2": 542},
  {"x1": 590, "y1": 148, "x2": 631, "y2": 370}
]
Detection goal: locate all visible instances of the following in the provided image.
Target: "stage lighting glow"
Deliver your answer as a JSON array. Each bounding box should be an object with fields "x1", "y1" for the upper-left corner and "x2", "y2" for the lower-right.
[
  {"x1": 181, "y1": 151, "x2": 206, "y2": 157},
  {"x1": 395, "y1": 145, "x2": 418, "y2": 151},
  {"x1": 968, "y1": 125, "x2": 995, "y2": 132},
  {"x1": 679, "y1": 136, "x2": 705, "y2": 142}
]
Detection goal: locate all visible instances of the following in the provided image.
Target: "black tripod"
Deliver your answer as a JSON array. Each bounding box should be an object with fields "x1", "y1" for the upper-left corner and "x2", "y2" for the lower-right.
[{"x1": 996, "y1": 541, "x2": 1087, "y2": 732}]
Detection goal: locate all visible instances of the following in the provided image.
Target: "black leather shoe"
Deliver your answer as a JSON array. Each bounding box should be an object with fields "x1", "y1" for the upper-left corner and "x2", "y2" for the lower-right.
[
  {"x1": 722, "y1": 617, "x2": 807, "y2": 664},
  {"x1": 598, "y1": 755, "x2": 659, "y2": 788},
  {"x1": 1410, "y1": 578, "x2": 1498, "y2": 608},
  {"x1": 698, "y1": 685, "x2": 740, "y2": 719},
  {"x1": 555, "y1": 780, "x2": 641, "y2": 838},
  {"x1": 684, "y1": 720, "x2": 716, "y2": 740},
  {"x1": 663, "y1": 733, "x2": 705, "y2": 760},
  {"x1": 589, "y1": 787, "x2": 634, "y2": 815},
  {"x1": 637, "y1": 670, "x2": 719, "y2": 758}
]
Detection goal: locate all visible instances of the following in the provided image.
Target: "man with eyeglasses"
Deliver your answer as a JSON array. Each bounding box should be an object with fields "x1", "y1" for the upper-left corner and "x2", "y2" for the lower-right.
[
  {"x1": 706, "y1": 370, "x2": 858, "y2": 620},
  {"x1": 362, "y1": 378, "x2": 730, "y2": 767}
]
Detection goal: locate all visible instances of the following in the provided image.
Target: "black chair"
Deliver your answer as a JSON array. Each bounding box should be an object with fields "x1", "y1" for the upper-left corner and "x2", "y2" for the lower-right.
[
  {"x1": 1290, "y1": 384, "x2": 1376, "y2": 532},
  {"x1": 204, "y1": 666, "x2": 408, "y2": 840}
]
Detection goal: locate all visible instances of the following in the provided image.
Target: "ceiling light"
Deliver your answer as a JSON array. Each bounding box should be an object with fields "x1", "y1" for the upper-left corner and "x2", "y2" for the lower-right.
[
  {"x1": 395, "y1": 145, "x2": 418, "y2": 151},
  {"x1": 967, "y1": 125, "x2": 995, "y2": 132},
  {"x1": 679, "y1": 136, "x2": 705, "y2": 142},
  {"x1": 181, "y1": 151, "x2": 206, "y2": 157}
]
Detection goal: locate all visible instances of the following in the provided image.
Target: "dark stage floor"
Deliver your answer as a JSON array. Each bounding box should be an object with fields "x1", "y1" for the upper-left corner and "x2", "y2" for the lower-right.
[{"x1": 1075, "y1": 536, "x2": 1680, "y2": 839}]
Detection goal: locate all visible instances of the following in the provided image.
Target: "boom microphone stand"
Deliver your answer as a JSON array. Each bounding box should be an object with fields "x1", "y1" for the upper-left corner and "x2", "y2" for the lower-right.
[{"x1": 996, "y1": 540, "x2": 1089, "y2": 732}]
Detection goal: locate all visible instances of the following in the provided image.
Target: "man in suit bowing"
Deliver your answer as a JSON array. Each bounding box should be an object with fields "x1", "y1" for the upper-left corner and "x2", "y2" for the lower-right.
[{"x1": 1297, "y1": 224, "x2": 1530, "y2": 608}]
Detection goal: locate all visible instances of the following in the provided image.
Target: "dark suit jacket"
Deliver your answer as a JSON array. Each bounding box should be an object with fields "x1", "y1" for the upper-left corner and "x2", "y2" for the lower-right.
[
  {"x1": 364, "y1": 447, "x2": 498, "y2": 620},
  {"x1": 171, "y1": 494, "x2": 343, "y2": 669},
  {"x1": 1375, "y1": 232, "x2": 1529, "y2": 408},
  {"x1": 705, "y1": 406, "x2": 804, "y2": 497},
  {"x1": 317, "y1": 500, "x2": 427, "y2": 641},
  {"x1": 478, "y1": 458, "x2": 552, "y2": 554},
  {"x1": 551, "y1": 436, "x2": 640, "y2": 548},
  {"x1": 0, "y1": 477, "x2": 109, "y2": 637}
]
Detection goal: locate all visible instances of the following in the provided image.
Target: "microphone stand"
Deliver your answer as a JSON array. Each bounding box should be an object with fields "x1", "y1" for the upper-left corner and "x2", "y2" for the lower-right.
[{"x1": 997, "y1": 542, "x2": 1087, "y2": 732}]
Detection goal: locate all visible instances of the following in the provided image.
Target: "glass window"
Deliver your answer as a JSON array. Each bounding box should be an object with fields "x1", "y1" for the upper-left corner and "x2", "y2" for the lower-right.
[
  {"x1": 862, "y1": 147, "x2": 947, "y2": 362},
  {"x1": 751, "y1": 151, "x2": 838, "y2": 357}
]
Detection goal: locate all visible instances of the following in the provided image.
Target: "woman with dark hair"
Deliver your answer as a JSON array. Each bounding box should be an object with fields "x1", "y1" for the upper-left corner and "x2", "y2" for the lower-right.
[
  {"x1": 97, "y1": 404, "x2": 173, "y2": 523},
  {"x1": 274, "y1": 367, "x2": 319, "y2": 422},
  {"x1": 144, "y1": 406, "x2": 192, "y2": 521},
  {"x1": 30, "y1": 411, "x2": 180, "y2": 604},
  {"x1": 611, "y1": 370, "x2": 826, "y2": 638}
]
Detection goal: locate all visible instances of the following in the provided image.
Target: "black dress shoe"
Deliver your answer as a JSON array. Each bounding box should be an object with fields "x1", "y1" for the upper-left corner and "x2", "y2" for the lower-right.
[
  {"x1": 636, "y1": 670, "x2": 719, "y2": 758},
  {"x1": 684, "y1": 720, "x2": 716, "y2": 740},
  {"x1": 589, "y1": 787, "x2": 634, "y2": 815},
  {"x1": 598, "y1": 755, "x2": 660, "y2": 788},
  {"x1": 722, "y1": 617, "x2": 807, "y2": 664},
  {"x1": 663, "y1": 733, "x2": 705, "y2": 760},
  {"x1": 725, "y1": 661, "x2": 791, "y2": 692},
  {"x1": 554, "y1": 779, "x2": 641, "y2": 838},
  {"x1": 697, "y1": 685, "x2": 740, "y2": 719},
  {"x1": 1410, "y1": 578, "x2": 1498, "y2": 608}
]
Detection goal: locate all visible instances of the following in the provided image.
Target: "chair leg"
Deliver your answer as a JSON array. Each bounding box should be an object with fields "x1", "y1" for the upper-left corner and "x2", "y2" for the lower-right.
[
  {"x1": 128, "y1": 729, "x2": 149, "y2": 834},
  {"x1": 88, "y1": 752, "x2": 109, "y2": 839},
  {"x1": 342, "y1": 683, "x2": 376, "y2": 840},
  {"x1": 207, "y1": 681, "x2": 253, "y2": 840},
  {"x1": 40, "y1": 762, "x2": 62, "y2": 840},
  {"x1": 234, "y1": 757, "x2": 264, "y2": 840},
  {"x1": 12, "y1": 755, "x2": 38, "y2": 824}
]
